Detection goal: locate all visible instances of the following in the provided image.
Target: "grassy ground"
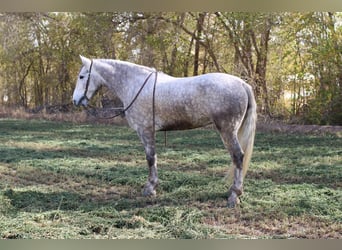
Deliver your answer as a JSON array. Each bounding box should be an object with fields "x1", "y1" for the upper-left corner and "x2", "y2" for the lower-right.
[{"x1": 0, "y1": 118, "x2": 341, "y2": 239}]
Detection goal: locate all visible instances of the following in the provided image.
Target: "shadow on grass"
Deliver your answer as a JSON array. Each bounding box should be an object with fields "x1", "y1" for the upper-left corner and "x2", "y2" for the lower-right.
[
  {"x1": 247, "y1": 163, "x2": 342, "y2": 189},
  {"x1": 2, "y1": 184, "x2": 153, "y2": 213},
  {"x1": 248, "y1": 132, "x2": 342, "y2": 189},
  {"x1": 0, "y1": 144, "x2": 142, "y2": 164},
  {"x1": 2, "y1": 186, "x2": 228, "y2": 214},
  {"x1": 3, "y1": 189, "x2": 85, "y2": 212}
]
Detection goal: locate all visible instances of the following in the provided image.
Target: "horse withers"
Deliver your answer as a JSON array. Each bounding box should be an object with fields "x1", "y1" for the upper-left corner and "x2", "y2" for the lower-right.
[{"x1": 72, "y1": 55, "x2": 257, "y2": 207}]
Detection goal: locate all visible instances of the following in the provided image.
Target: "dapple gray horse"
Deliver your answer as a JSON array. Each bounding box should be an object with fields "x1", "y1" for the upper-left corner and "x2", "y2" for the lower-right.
[{"x1": 73, "y1": 55, "x2": 257, "y2": 207}]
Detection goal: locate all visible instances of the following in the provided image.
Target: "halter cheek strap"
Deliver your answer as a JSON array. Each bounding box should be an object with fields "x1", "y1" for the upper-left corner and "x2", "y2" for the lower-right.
[{"x1": 79, "y1": 59, "x2": 94, "y2": 104}]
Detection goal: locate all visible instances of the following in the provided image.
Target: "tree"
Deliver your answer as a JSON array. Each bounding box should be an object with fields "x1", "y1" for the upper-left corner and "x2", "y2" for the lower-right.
[
  {"x1": 0, "y1": 12, "x2": 340, "y2": 125},
  {"x1": 277, "y1": 12, "x2": 342, "y2": 124},
  {"x1": 215, "y1": 12, "x2": 275, "y2": 115}
]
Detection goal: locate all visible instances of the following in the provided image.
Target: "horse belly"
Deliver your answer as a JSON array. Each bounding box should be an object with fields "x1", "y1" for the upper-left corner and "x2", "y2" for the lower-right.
[
  {"x1": 159, "y1": 117, "x2": 212, "y2": 131},
  {"x1": 159, "y1": 120, "x2": 202, "y2": 131},
  {"x1": 157, "y1": 104, "x2": 211, "y2": 131}
]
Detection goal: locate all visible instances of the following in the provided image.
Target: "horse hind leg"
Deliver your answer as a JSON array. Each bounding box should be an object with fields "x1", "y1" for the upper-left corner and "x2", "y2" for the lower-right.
[{"x1": 218, "y1": 129, "x2": 245, "y2": 208}]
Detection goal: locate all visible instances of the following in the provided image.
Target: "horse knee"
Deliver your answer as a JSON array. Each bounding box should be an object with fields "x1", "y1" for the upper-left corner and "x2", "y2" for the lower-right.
[
  {"x1": 146, "y1": 153, "x2": 156, "y2": 166},
  {"x1": 233, "y1": 151, "x2": 244, "y2": 169}
]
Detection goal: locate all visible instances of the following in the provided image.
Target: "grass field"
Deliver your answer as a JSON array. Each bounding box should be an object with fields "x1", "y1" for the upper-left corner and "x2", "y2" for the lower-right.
[{"x1": 0, "y1": 118, "x2": 341, "y2": 239}]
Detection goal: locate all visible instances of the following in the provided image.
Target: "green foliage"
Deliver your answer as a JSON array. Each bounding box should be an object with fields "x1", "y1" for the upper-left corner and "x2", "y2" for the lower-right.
[
  {"x1": 275, "y1": 12, "x2": 342, "y2": 124},
  {"x1": 0, "y1": 119, "x2": 341, "y2": 238},
  {"x1": 0, "y1": 12, "x2": 341, "y2": 123}
]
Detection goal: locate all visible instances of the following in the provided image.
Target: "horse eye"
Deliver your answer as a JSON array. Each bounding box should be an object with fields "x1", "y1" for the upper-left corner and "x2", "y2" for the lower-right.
[{"x1": 79, "y1": 75, "x2": 84, "y2": 80}]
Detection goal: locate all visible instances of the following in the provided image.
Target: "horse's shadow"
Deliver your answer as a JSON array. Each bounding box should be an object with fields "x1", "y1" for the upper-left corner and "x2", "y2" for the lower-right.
[{"x1": 3, "y1": 183, "x2": 228, "y2": 214}]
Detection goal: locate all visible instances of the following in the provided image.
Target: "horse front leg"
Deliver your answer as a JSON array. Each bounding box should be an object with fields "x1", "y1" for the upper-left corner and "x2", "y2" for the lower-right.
[
  {"x1": 137, "y1": 129, "x2": 158, "y2": 196},
  {"x1": 143, "y1": 145, "x2": 158, "y2": 196}
]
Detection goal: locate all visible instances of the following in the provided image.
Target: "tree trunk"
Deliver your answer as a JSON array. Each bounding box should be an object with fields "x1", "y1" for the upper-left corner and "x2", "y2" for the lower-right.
[
  {"x1": 254, "y1": 17, "x2": 272, "y2": 115},
  {"x1": 193, "y1": 13, "x2": 205, "y2": 76}
]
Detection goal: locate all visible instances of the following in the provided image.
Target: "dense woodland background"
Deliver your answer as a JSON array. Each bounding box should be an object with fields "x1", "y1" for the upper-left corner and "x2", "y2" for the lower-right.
[{"x1": 0, "y1": 12, "x2": 341, "y2": 125}]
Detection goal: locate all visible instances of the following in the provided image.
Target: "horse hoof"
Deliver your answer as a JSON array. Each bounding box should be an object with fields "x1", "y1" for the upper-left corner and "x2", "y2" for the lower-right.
[
  {"x1": 142, "y1": 189, "x2": 156, "y2": 197},
  {"x1": 227, "y1": 197, "x2": 240, "y2": 208},
  {"x1": 227, "y1": 201, "x2": 235, "y2": 208},
  {"x1": 142, "y1": 184, "x2": 157, "y2": 197}
]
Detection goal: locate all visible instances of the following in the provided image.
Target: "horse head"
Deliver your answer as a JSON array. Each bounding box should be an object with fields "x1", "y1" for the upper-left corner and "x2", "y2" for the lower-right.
[{"x1": 72, "y1": 55, "x2": 103, "y2": 107}]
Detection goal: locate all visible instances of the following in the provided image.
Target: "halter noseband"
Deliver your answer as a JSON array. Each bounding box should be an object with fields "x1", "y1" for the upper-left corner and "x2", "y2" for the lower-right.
[{"x1": 79, "y1": 59, "x2": 94, "y2": 105}]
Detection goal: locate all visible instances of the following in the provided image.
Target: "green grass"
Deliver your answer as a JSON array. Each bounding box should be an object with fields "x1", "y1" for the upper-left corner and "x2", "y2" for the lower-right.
[{"x1": 0, "y1": 118, "x2": 341, "y2": 239}]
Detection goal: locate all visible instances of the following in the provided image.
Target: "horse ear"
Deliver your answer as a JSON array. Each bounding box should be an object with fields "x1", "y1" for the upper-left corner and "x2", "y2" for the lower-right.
[{"x1": 80, "y1": 55, "x2": 91, "y2": 69}]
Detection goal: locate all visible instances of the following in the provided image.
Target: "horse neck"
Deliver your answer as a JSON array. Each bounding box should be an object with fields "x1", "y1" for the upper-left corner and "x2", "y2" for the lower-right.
[{"x1": 98, "y1": 60, "x2": 153, "y2": 106}]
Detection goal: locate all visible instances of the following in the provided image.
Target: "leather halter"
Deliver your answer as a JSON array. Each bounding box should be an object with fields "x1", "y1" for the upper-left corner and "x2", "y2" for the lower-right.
[{"x1": 78, "y1": 59, "x2": 94, "y2": 105}]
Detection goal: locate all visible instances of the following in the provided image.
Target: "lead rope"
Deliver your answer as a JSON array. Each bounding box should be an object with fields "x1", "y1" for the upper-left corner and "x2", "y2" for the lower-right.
[
  {"x1": 150, "y1": 71, "x2": 167, "y2": 148},
  {"x1": 152, "y1": 71, "x2": 158, "y2": 143},
  {"x1": 96, "y1": 70, "x2": 158, "y2": 120}
]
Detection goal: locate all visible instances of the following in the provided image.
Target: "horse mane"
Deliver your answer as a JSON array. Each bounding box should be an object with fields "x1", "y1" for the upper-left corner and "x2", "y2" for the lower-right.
[{"x1": 98, "y1": 59, "x2": 155, "y2": 73}]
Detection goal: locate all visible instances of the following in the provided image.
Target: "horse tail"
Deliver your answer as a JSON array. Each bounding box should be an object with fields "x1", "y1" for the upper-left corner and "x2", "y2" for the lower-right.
[{"x1": 238, "y1": 83, "x2": 257, "y2": 177}]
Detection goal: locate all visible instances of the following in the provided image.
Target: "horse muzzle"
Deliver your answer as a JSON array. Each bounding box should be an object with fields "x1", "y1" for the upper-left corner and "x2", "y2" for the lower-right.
[{"x1": 73, "y1": 96, "x2": 88, "y2": 107}]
